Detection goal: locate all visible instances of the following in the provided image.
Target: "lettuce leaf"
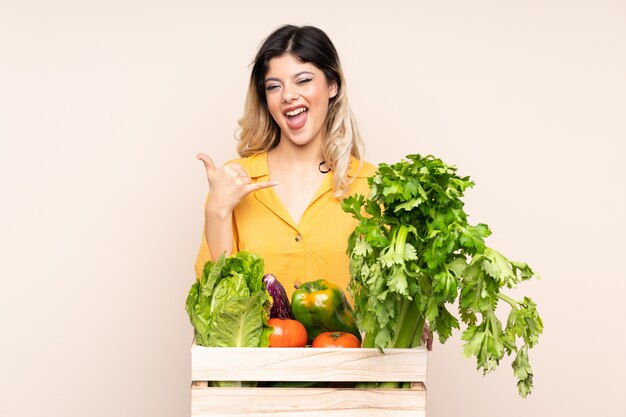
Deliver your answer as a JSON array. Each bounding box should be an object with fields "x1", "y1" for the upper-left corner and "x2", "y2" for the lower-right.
[
  {"x1": 185, "y1": 251, "x2": 272, "y2": 349},
  {"x1": 207, "y1": 292, "x2": 267, "y2": 347}
]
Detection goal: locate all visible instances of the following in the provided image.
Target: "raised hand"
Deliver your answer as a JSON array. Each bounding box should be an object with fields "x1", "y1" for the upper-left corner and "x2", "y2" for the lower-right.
[{"x1": 196, "y1": 153, "x2": 277, "y2": 213}]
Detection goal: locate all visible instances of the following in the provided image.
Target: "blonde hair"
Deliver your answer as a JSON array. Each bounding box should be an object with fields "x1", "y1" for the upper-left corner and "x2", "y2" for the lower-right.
[{"x1": 236, "y1": 25, "x2": 364, "y2": 198}]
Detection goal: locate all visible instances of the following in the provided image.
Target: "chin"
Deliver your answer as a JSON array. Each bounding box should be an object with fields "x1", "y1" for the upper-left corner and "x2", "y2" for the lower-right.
[
  {"x1": 281, "y1": 131, "x2": 316, "y2": 147},
  {"x1": 290, "y1": 126, "x2": 326, "y2": 145}
]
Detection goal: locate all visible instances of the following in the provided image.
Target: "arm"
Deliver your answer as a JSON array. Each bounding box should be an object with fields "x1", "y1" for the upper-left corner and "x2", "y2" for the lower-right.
[{"x1": 204, "y1": 194, "x2": 235, "y2": 259}]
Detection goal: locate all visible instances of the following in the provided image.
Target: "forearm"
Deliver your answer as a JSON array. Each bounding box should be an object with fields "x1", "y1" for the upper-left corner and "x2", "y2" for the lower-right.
[{"x1": 205, "y1": 199, "x2": 235, "y2": 260}]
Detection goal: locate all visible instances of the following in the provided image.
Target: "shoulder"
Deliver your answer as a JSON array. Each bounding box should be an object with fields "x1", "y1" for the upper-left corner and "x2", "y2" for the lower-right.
[
  {"x1": 346, "y1": 158, "x2": 376, "y2": 195},
  {"x1": 347, "y1": 157, "x2": 377, "y2": 179}
]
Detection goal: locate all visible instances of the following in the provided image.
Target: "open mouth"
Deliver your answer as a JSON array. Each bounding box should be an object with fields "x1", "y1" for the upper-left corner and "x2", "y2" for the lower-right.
[
  {"x1": 284, "y1": 106, "x2": 308, "y2": 130},
  {"x1": 284, "y1": 106, "x2": 308, "y2": 117}
]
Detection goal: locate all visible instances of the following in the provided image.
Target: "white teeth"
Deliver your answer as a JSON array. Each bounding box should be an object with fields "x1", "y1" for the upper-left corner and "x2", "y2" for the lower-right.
[{"x1": 285, "y1": 107, "x2": 307, "y2": 117}]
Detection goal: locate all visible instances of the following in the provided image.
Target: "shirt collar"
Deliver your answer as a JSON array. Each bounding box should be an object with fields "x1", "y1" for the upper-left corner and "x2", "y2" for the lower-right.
[
  {"x1": 245, "y1": 152, "x2": 373, "y2": 179},
  {"x1": 245, "y1": 153, "x2": 270, "y2": 178}
]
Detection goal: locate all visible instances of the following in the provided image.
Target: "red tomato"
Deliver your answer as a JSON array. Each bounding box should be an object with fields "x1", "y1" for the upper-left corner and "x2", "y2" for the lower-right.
[
  {"x1": 268, "y1": 318, "x2": 308, "y2": 347},
  {"x1": 312, "y1": 332, "x2": 361, "y2": 348}
]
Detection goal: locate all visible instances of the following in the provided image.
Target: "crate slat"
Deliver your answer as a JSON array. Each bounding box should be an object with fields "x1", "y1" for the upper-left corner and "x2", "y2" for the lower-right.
[
  {"x1": 191, "y1": 385, "x2": 426, "y2": 417},
  {"x1": 191, "y1": 345, "x2": 427, "y2": 382},
  {"x1": 190, "y1": 342, "x2": 428, "y2": 416}
]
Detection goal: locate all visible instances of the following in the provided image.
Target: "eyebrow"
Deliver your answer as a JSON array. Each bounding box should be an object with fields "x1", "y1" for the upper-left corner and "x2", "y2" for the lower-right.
[{"x1": 264, "y1": 71, "x2": 314, "y2": 83}]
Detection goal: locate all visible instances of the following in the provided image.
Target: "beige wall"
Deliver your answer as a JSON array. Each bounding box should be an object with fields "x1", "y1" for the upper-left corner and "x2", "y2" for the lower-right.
[{"x1": 1, "y1": 1, "x2": 624, "y2": 416}]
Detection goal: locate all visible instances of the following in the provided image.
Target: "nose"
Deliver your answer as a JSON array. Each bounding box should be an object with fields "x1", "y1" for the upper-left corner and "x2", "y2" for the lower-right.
[{"x1": 282, "y1": 83, "x2": 299, "y2": 103}]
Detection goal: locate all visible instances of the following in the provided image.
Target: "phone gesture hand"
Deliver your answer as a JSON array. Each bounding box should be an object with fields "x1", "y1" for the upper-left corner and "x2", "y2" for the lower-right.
[{"x1": 196, "y1": 153, "x2": 277, "y2": 212}]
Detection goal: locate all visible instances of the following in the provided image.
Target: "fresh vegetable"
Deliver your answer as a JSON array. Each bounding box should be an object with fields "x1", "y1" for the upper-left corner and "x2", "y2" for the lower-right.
[
  {"x1": 342, "y1": 154, "x2": 543, "y2": 397},
  {"x1": 291, "y1": 279, "x2": 361, "y2": 342},
  {"x1": 312, "y1": 332, "x2": 361, "y2": 348},
  {"x1": 185, "y1": 251, "x2": 273, "y2": 386},
  {"x1": 268, "y1": 318, "x2": 308, "y2": 347},
  {"x1": 263, "y1": 273, "x2": 294, "y2": 319}
]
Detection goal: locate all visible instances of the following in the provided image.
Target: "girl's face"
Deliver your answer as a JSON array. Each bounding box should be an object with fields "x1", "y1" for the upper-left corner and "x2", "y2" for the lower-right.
[{"x1": 264, "y1": 54, "x2": 337, "y2": 151}]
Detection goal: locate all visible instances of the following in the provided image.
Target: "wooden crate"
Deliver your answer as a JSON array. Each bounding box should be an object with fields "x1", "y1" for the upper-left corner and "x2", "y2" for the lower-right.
[{"x1": 191, "y1": 343, "x2": 427, "y2": 417}]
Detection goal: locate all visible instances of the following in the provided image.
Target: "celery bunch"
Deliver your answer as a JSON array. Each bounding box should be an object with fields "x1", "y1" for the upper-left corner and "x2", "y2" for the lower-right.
[{"x1": 342, "y1": 154, "x2": 543, "y2": 397}]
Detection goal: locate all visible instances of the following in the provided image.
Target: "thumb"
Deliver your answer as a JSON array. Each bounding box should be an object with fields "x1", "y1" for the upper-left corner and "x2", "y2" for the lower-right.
[{"x1": 196, "y1": 153, "x2": 217, "y2": 173}]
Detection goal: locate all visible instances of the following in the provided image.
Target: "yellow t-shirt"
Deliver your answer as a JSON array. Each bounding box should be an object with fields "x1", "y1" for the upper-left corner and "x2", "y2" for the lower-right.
[{"x1": 194, "y1": 152, "x2": 376, "y2": 299}]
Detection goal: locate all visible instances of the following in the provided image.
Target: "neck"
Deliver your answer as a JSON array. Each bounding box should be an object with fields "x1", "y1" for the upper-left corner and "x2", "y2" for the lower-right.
[{"x1": 269, "y1": 143, "x2": 324, "y2": 174}]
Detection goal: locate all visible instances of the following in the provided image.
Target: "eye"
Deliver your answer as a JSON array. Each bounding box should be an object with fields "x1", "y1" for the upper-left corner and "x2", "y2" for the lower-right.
[
  {"x1": 265, "y1": 84, "x2": 280, "y2": 91},
  {"x1": 297, "y1": 78, "x2": 312, "y2": 85}
]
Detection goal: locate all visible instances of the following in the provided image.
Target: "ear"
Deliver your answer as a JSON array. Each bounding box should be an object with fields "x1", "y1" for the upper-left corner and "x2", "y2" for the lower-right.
[{"x1": 329, "y1": 81, "x2": 338, "y2": 99}]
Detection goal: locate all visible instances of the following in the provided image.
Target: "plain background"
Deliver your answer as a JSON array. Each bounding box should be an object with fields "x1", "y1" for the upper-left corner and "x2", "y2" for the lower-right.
[{"x1": 1, "y1": 1, "x2": 625, "y2": 416}]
